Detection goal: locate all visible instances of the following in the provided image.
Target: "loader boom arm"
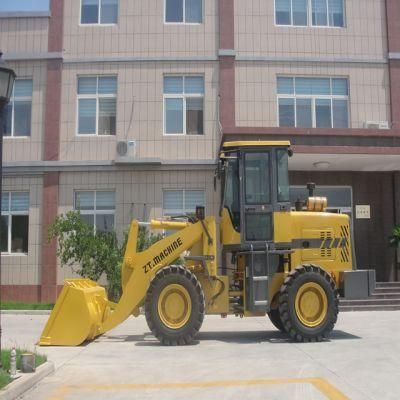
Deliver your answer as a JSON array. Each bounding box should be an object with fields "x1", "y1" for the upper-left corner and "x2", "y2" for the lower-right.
[{"x1": 99, "y1": 216, "x2": 217, "y2": 334}]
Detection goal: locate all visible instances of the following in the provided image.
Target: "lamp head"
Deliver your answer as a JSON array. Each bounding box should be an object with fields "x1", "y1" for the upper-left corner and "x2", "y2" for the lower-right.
[{"x1": 0, "y1": 52, "x2": 16, "y2": 107}]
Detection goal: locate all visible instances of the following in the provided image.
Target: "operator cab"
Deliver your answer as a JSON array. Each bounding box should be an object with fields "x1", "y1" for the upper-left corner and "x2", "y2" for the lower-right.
[{"x1": 219, "y1": 141, "x2": 292, "y2": 247}]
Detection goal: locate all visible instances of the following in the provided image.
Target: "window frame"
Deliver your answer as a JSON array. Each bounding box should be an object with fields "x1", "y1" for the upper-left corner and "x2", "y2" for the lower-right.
[
  {"x1": 274, "y1": 0, "x2": 346, "y2": 28},
  {"x1": 1, "y1": 191, "x2": 29, "y2": 255},
  {"x1": 74, "y1": 190, "x2": 116, "y2": 234},
  {"x1": 3, "y1": 78, "x2": 33, "y2": 139},
  {"x1": 76, "y1": 75, "x2": 118, "y2": 137},
  {"x1": 79, "y1": 0, "x2": 119, "y2": 26},
  {"x1": 276, "y1": 76, "x2": 350, "y2": 129},
  {"x1": 163, "y1": 74, "x2": 205, "y2": 136},
  {"x1": 162, "y1": 189, "x2": 206, "y2": 217},
  {"x1": 164, "y1": 0, "x2": 203, "y2": 25}
]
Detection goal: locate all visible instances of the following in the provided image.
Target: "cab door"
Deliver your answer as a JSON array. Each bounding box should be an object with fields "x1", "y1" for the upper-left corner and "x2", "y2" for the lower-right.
[
  {"x1": 241, "y1": 151, "x2": 274, "y2": 244},
  {"x1": 241, "y1": 150, "x2": 274, "y2": 312}
]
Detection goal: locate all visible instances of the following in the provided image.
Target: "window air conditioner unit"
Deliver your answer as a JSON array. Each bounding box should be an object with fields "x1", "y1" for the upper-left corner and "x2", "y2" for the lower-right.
[
  {"x1": 116, "y1": 140, "x2": 136, "y2": 159},
  {"x1": 364, "y1": 121, "x2": 390, "y2": 129}
]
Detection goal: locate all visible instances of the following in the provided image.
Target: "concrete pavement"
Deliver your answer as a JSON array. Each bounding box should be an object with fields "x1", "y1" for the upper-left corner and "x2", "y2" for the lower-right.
[{"x1": 2, "y1": 311, "x2": 400, "y2": 399}]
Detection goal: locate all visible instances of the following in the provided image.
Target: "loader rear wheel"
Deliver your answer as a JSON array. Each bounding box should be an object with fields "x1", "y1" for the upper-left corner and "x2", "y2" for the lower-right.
[
  {"x1": 145, "y1": 265, "x2": 205, "y2": 346},
  {"x1": 278, "y1": 264, "x2": 339, "y2": 342}
]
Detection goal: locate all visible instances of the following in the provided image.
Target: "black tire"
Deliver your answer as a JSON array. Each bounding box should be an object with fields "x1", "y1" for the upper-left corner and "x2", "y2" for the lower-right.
[
  {"x1": 278, "y1": 264, "x2": 339, "y2": 342},
  {"x1": 145, "y1": 265, "x2": 205, "y2": 345},
  {"x1": 268, "y1": 308, "x2": 285, "y2": 333}
]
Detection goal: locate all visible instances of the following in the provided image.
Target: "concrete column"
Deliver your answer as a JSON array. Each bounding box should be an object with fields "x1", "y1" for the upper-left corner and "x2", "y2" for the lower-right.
[
  {"x1": 393, "y1": 172, "x2": 400, "y2": 281},
  {"x1": 219, "y1": 0, "x2": 234, "y2": 50},
  {"x1": 218, "y1": 0, "x2": 236, "y2": 132},
  {"x1": 386, "y1": 0, "x2": 400, "y2": 129},
  {"x1": 40, "y1": 0, "x2": 64, "y2": 302},
  {"x1": 41, "y1": 172, "x2": 60, "y2": 302},
  {"x1": 219, "y1": 56, "x2": 236, "y2": 130}
]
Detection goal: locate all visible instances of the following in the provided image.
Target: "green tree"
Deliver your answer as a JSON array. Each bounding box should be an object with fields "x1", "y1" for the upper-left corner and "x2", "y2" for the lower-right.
[
  {"x1": 389, "y1": 226, "x2": 400, "y2": 248},
  {"x1": 48, "y1": 211, "x2": 164, "y2": 301}
]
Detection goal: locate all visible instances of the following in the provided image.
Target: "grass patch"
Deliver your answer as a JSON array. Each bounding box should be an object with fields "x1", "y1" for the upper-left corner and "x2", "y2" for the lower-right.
[
  {"x1": 1, "y1": 349, "x2": 47, "y2": 372},
  {"x1": 0, "y1": 349, "x2": 47, "y2": 389},
  {"x1": 1, "y1": 302, "x2": 54, "y2": 310},
  {"x1": 0, "y1": 369, "x2": 12, "y2": 390}
]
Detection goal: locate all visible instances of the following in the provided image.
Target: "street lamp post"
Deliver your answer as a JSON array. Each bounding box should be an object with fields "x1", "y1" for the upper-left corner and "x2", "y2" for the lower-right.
[{"x1": 0, "y1": 52, "x2": 16, "y2": 370}]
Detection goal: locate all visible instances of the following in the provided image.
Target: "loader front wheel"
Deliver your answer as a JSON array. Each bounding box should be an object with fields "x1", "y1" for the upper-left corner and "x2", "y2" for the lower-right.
[
  {"x1": 267, "y1": 308, "x2": 285, "y2": 333},
  {"x1": 278, "y1": 264, "x2": 339, "y2": 342},
  {"x1": 145, "y1": 265, "x2": 205, "y2": 345}
]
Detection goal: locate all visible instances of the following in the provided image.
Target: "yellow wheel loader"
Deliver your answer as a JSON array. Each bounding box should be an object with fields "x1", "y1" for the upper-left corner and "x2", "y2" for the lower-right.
[{"x1": 40, "y1": 140, "x2": 363, "y2": 346}]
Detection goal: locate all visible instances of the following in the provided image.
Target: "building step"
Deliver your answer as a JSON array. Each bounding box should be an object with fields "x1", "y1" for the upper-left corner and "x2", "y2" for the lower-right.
[
  {"x1": 339, "y1": 282, "x2": 400, "y2": 311},
  {"x1": 376, "y1": 282, "x2": 400, "y2": 289},
  {"x1": 370, "y1": 293, "x2": 400, "y2": 300},
  {"x1": 373, "y1": 287, "x2": 400, "y2": 294},
  {"x1": 340, "y1": 304, "x2": 400, "y2": 312},
  {"x1": 340, "y1": 298, "x2": 400, "y2": 307}
]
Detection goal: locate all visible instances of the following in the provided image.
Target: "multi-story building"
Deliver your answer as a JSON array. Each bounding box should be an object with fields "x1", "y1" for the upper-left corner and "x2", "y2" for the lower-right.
[{"x1": 1, "y1": 0, "x2": 399, "y2": 302}]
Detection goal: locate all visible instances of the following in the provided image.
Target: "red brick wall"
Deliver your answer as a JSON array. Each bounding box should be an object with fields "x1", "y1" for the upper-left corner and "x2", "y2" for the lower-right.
[
  {"x1": 1, "y1": 285, "x2": 65, "y2": 303},
  {"x1": 1, "y1": 286, "x2": 41, "y2": 303},
  {"x1": 291, "y1": 171, "x2": 396, "y2": 282}
]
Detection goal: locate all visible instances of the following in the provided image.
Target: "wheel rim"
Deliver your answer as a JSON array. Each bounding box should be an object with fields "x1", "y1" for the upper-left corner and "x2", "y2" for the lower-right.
[
  {"x1": 295, "y1": 282, "x2": 328, "y2": 328},
  {"x1": 158, "y1": 284, "x2": 192, "y2": 329}
]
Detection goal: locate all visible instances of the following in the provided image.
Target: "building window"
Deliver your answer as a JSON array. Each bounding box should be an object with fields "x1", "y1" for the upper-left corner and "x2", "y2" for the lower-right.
[
  {"x1": 164, "y1": 76, "x2": 204, "y2": 135},
  {"x1": 163, "y1": 190, "x2": 205, "y2": 217},
  {"x1": 275, "y1": 0, "x2": 344, "y2": 27},
  {"x1": 277, "y1": 76, "x2": 349, "y2": 129},
  {"x1": 165, "y1": 0, "x2": 202, "y2": 23},
  {"x1": 1, "y1": 192, "x2": 29, "y2": 254},
  {"x1": 0, "y1": 0, "x2": 49, "y2": 12},
  {"x1": 2, "y1": 79, "x2": 33, "y2": 138},
  {"x1": 77, "y1": 76, "x2": 117, "y2": 136},
  {"x1": 81, "y1": 0, "x2": 118, "y2": 24},
  {"x1": 74, "y1": 191, "x2": 116, "y2": 233}
]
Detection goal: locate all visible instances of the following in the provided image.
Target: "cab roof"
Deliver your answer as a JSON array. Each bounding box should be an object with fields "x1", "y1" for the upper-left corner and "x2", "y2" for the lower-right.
[{"x1": 222, "y1": 141, "x2": 291, "y2": 148}]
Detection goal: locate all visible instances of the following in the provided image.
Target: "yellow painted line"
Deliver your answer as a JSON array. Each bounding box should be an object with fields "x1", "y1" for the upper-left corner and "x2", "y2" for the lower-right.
[{"x1": 49, "y1": 377, "x2": 350, "y2": 400}]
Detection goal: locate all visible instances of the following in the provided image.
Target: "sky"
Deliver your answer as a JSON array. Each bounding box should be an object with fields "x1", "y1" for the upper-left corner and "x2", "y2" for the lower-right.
[{"x1": 0, "y1": 0, "x2": 49, "y2": 12}]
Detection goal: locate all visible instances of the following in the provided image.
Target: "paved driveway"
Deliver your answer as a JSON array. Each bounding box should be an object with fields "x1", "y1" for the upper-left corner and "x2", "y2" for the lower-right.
[{"x1": 2, "y1": 311, "x2": 400, "y2": 399}]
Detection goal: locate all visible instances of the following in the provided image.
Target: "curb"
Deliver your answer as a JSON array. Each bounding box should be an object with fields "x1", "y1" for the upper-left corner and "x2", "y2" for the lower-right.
[
  {"x1": 0, "y1": 361, "x2": 55, "y2": 400},
  {"x1": 1, "y1": 310, "x2": 52, "y2": 315}
]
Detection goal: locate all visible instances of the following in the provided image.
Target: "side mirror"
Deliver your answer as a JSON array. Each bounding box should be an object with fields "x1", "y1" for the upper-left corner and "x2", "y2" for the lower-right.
[
  {"x1": 288, "y1": 148, "x2": 294, "y2": 157},
  {"x1": 214, "y1": 159, "x2": 224, "y2": 192},
  {"x1": 196, "y1": 206, "x2": 205, "y2": 221},
  {"x1": 217, "y1": 159, "x2": 223, "y2": 177}
]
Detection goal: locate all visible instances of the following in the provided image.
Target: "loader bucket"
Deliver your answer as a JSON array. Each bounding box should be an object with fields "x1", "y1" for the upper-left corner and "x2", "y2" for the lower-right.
[{"x1": 39, "y1": 279, "x2": 109, "y2": 346}]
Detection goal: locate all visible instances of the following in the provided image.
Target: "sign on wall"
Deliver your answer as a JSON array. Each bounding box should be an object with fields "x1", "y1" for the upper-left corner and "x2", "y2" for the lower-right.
[{"x1": 355, "y1": 205, "x2": 371, "y2": 219}]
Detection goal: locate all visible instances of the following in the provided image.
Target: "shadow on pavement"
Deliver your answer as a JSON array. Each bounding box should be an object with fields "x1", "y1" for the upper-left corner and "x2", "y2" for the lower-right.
[
  {"x1": 330, "y1": 330, "x2": 360, "y2": 340},
  {"x1": 101, "y1": 329, "x2": 360, "y2": 346}
]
